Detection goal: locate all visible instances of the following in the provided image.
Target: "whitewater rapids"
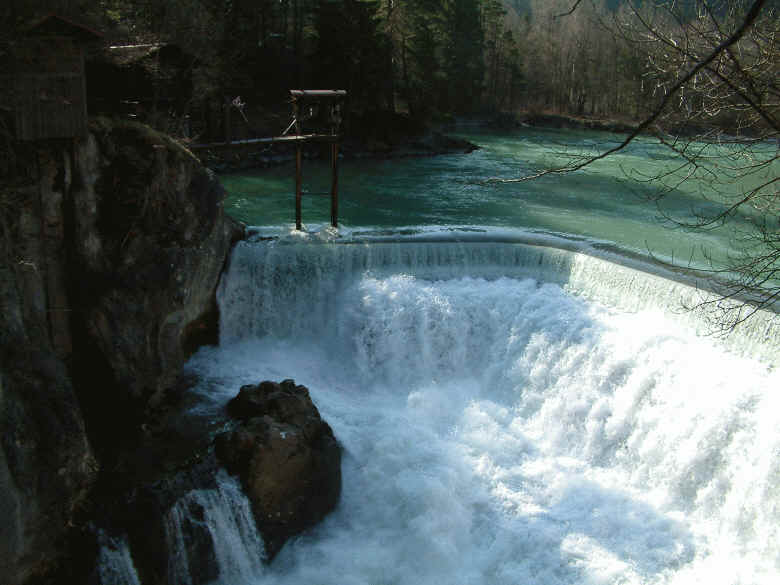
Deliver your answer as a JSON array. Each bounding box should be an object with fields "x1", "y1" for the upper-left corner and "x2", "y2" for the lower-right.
[{"x1": 177, "y1": 236, "x2": 779, "y2": 585}]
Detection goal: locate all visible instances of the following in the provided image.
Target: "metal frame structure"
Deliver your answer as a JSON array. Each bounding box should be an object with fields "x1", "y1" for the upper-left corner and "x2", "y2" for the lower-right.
[
  {"x1": 289, "y1": 90, "x2": 346, "y2": 230},
  {"x1": 190, "y1": 89, "x2": 347, "y2": 230}
]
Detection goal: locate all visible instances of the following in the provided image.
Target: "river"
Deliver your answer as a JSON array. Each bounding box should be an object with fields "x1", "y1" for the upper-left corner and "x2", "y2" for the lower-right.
[
  {"x1": 161, "y1": 129, "x2": 778, "y2": 584},
  {"x1": 221, "y1": 127, "x2": 776, "y2": 277}
]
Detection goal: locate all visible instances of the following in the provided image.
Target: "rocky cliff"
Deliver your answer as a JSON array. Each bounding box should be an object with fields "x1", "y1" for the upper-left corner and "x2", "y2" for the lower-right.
[{"x1": 0, "y1": 118, "x2": 242, "y2": 584}]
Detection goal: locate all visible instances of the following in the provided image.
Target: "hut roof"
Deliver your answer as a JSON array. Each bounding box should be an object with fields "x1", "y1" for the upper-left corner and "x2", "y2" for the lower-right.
[{"x1": 25, "y1": 13, "x2": 103, "y2": 42}]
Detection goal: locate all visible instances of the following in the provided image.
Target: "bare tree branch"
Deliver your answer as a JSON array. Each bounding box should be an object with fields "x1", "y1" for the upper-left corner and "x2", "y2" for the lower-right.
[
  {"x1": 554, "y1": 0, "x2": 585, "y2": 20},
  {"x1": 488, "y1": 0, "x2": 770, "y2": 184}
]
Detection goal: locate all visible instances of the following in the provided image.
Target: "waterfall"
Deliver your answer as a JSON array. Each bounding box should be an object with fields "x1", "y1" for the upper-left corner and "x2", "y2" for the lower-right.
[
  {"x1": 218, "y1": 238, "x2": 779, "y2": 365},
  {"x1": 164, "y1": 471, "x2": 265, "y2": 585},
  {"x1": 96, "y1": 533, "x2": 142, "y2": 585},
  {"x1": 193, "y1": 236, "x2": 779, "y2": 584}
]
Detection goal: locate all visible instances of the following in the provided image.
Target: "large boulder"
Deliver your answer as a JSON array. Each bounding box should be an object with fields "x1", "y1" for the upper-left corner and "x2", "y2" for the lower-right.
[{"x1": 215, "y1": 380, "x2": 341, "y2": 559}]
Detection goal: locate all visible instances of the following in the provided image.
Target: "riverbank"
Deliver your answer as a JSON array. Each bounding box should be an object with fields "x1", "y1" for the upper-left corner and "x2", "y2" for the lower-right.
[
  {"x1": 194, "y1": 131, "x2": 478, "y2": 174},
  {"x1": 190, "y1": 110, "x2": 479, "y2": 174},
  {"x1": 519, "y1": 112, "x2": 637, "y2": 133},
  {"x1": 444, "y1": 111, "x2": 638, "y2": 134},
  {"x1": 458, "y1": 109, "x2": 769, "y2": 140}
]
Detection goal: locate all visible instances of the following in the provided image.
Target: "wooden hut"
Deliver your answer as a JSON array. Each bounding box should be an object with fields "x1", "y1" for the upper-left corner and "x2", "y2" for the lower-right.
[{"x1": 9, "y1": 14, "x2": 102, "y2": 141}]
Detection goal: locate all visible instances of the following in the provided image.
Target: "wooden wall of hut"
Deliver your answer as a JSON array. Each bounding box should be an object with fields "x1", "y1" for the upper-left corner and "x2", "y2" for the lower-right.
[
  {"x1": 13, "y1": 41, "x2": 88, "y2": 140},
  {"x1": 11, "y1": 20, "x2": 96, "y2": 141}
]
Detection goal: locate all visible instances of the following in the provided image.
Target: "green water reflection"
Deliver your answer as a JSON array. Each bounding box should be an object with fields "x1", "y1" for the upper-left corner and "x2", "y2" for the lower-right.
[{"x1": 220, "y1": 128, "x2": 777, "y2": 273}]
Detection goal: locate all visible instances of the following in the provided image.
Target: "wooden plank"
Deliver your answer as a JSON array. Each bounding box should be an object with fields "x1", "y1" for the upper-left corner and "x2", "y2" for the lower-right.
[
  {"x1": 189, "y1": 134, "x2": 339, "y2": 150},
  {"x1": 290, "y1": 89, "x2": 347, "y2": 100}
]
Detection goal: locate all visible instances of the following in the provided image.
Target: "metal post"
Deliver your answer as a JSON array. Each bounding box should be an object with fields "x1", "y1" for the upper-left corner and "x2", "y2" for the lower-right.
[
  {"x1": 295, "y1": 144, "x2": 303, "y2": 230},
  {"x1": 330, "y1": 141, "x2": 339, "y2": 228},
  {"x1": 293, "y1": 98, "x2": 302, "y2": 230},
  {"x1": 288, "y1": 90, "x2": 346, "y2": 231}
]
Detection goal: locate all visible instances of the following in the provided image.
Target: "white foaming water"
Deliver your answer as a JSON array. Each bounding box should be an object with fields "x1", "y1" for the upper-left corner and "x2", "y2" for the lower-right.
[
  {"x1": 185, "y1": 238, "x2": 779, "y2": 584},
  {"x1": 165, "y1": 471, "x2": 265, "y2": 585},
  {"x1": 219, "y1": 238, "x2": 779, "y2": 364}
]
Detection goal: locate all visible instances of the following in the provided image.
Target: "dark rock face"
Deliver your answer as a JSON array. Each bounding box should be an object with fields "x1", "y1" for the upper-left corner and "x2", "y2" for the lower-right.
[
  {"x1": 1, "y1": 143, "x2": 99, "y2": 584},
  {"x1": 0, "y1": 348, "x2": 98, "y2": 585},
  {"x1": 216, "y1": 380, "x2": 341, "y2": 559},
  {"x1": 71, "y1": 120, "x2": 243, "y2": 411},
  {"x1": 0, "y1": 117, "x2": 243, "y2": 584}
]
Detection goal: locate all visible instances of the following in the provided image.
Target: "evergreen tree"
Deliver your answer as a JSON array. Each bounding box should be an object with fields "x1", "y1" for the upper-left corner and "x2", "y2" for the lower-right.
[
  {"x1": 443, "y1": 0, "x2": 484, "y2": 112},
  {"x1": 313, "y1": 0, "x2": 393, "y2": 111}
]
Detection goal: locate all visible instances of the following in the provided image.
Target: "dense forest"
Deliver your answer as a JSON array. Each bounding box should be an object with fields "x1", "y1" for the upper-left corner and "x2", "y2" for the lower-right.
[{"x1": 2, "y1": 0, "x2": 777, "y2": 140}]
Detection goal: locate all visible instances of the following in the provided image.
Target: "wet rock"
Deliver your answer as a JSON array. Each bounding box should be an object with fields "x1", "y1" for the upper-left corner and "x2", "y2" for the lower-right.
[
  {"x1": 215, "y1": 380, "x2": 341, "y2": 559},
  {"x1": 120, "y1": 454, "x2": 221, "y2": 585},
  {"x1": 0, "y1": 346, "x2": 98, "y2": 585},
  {"x1": 227, "y1": 379, "x2": 317, "y2": 429}
]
